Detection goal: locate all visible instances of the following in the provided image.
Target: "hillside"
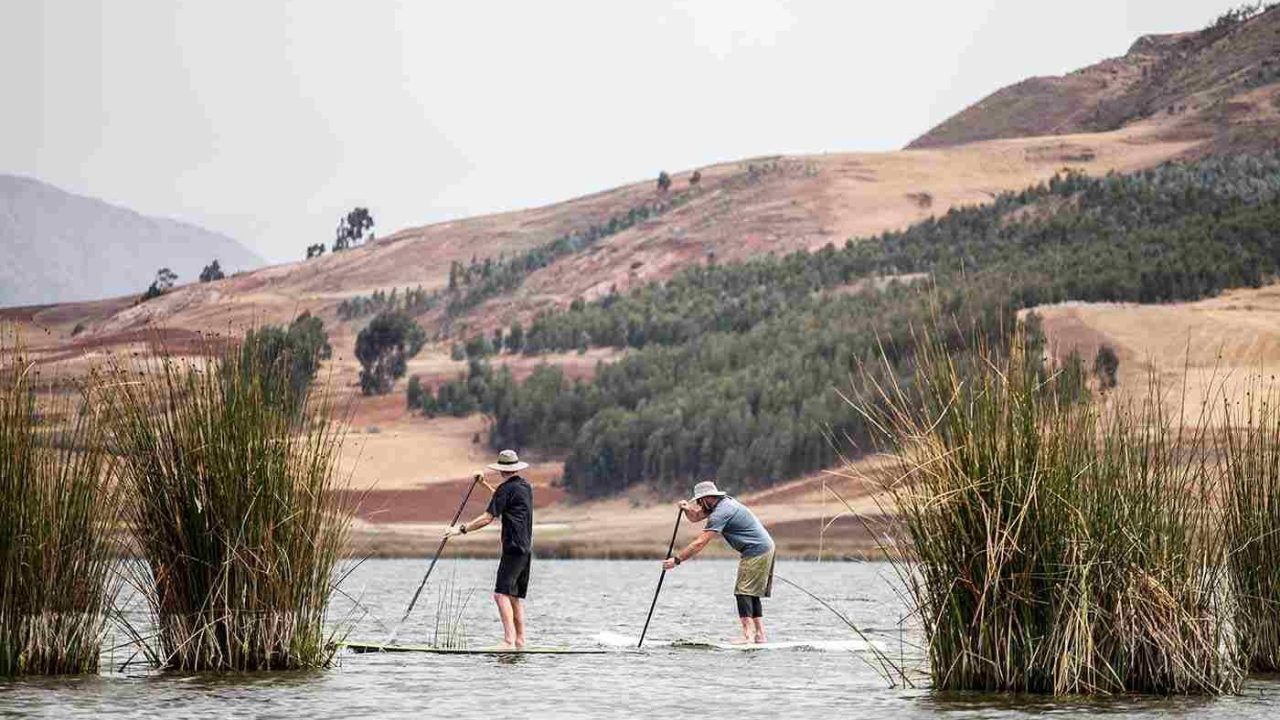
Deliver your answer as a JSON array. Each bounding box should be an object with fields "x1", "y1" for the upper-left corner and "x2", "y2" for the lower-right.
[
  {"x1": 6, "y1": 127, "x2": 1198, "y2": 350},
  {"x1": 5, "y1": 10, "x2": 1280, "y2": 558},
  {"x1": 0, "y1": 175, "x2": 262, "y2": 307},
  {"x1": 465, "y1": 153, "x2": 1280, "y2": 496},
  {"x1": 908, "y1": 5, "x2": 1280, "y2": 154}
]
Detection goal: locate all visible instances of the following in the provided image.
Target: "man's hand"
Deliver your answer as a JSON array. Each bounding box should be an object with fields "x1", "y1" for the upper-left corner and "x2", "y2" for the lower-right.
[
  {"x1": 662, "y1": 557, "x2": 678, "y2": 571},
  {"x1": 677, "y1": 500, "x2": 690, "y2": 510},
  {"x1": 443, "y1": 524, "x2": 464, "y2": 538}
]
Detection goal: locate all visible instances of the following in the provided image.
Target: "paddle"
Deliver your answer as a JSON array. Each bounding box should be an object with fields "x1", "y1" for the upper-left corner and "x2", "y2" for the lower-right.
[
  {"x1": 638, "y1": 507, "x2": 684, "y2": 648},
  {"x1": 387, "y1": 474, "x2": 482, "y2": 645}
]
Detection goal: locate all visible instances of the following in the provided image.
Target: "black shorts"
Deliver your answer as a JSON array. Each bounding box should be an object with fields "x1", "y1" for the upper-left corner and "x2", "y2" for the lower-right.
[{"x1": 495, "y1": 551, "x2": 531, "y2": 598}]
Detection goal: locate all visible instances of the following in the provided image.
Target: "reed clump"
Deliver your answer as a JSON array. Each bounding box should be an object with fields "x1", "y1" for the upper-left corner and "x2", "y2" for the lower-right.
[
  {"x1": 863, "y1": 329, "x2": 1242, "y2": 695},
  {"x1": 0, "y1": 330, "x2": 119, "y2": 676},
  {"x1": 101, "y1": 338, "x2": 351, "y2": 671},
  {"x1": 1220, "y1": 383, "x2": 1280, "y2": 672}
]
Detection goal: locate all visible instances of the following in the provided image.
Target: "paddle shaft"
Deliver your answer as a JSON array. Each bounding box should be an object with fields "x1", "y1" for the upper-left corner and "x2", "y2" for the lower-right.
[
  {"x1": 390, "y1": 476, "x2": 480, "y2": 638},
  {"x1": 638, "y1": 508, "x2": 684, "y2": 648}
]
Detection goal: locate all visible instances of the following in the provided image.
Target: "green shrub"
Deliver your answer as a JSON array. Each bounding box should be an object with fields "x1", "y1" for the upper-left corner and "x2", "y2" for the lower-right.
[
  {"x1": 241, "y1": 313, "x2": 332, "y2": 411},
  {"x1": 356, "y1": 311, "x2": 426, "y2": 395},
  {"x1": 198, "y1": 260, "x2": 224, "y2": 282},
  {"x1": 139, "y1": 267, "x2": 178, "y2": 302},
  {"x1": 1094, "y1": 344, "x2": 1120, "y2": 390}
]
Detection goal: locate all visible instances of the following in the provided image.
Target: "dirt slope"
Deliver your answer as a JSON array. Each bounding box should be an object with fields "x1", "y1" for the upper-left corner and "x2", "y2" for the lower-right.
[
  {"x1": 909, "y1": 7, "x2": 1280, "y2": 153},
  {"x1": 1036, "y1": 284, "x2": 1280, "y2": 425}
]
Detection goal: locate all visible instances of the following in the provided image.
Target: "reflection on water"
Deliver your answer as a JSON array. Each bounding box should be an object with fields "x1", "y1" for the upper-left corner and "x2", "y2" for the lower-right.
[{"x1": 0, "y1": 559, "x2": 1277, "y2": 719}]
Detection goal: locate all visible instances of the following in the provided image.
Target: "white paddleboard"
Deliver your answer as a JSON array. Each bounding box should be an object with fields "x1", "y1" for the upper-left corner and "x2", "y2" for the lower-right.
[
  {"x1": 593, "y1": 631, "x2": 882, "y2": 651},
  {"x1": 342, "y1": 641, "x2": 610, "y2": 655}
]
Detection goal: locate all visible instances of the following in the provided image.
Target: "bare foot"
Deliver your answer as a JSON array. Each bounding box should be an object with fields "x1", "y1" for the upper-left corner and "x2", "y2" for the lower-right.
[
  {"x1": 494, "y1": 640, "x2": 517, "y2": 650},
  {"x1": 515, "y1": 637, "x2": 526, "y2": 649},
  {"x1": 754, "y1": 634, "x2": 768, "y2": 644},
  {"x1": 730, "y1": 635, "x2": 755, "y2": 645}
]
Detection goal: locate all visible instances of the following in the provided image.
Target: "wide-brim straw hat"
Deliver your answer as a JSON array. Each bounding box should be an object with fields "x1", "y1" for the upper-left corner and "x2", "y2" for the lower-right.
[
  {"x1": 689, "y1": 480, "x2": 727, "y2": 501},
  {"x1": 488, "y1": 449, "x2": 529, "y2": 472}
]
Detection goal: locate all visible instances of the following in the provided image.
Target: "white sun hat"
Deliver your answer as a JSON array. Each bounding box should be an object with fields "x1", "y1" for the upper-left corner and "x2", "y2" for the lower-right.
[
  {"x1": 488, "y1": 449, "x2": 530, "y2": 472},
  {"x1": 689, "y1": 480, "x2": 727, "y2": 501}
]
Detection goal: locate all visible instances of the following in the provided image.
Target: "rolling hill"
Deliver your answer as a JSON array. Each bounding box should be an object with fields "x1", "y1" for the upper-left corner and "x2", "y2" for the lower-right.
[
  {"x1": 909, "y1": 5, "x2": 1280, "y2": 153},
  {"x1": 17, "y1": 9, "x2": 1280, "y2": 357},
  {"x1": 6, "y1": 7, "x2": 1280, "y2": 558},
  {"x1": 0, "y1": 175, "x2": 262, "y2": 308},
  {"x1": 4, "y1": 127, "x2": 1199, "y2": 348}
]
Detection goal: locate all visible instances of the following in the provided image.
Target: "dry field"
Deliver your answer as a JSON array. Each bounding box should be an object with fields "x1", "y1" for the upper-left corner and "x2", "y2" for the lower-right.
[{"x1": 1036, "y1": 283, "x2": 1280, "y2": 423}]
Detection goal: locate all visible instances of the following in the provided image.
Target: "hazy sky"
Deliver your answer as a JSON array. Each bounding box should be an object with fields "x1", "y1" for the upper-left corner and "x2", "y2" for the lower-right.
[{"x1": 1, "y1": 1, "x2": 1244, "y2": 264}]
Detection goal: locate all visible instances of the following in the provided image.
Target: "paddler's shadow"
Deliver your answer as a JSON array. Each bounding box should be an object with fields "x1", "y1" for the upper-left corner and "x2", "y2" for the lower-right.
[{"x1": 494, "y1": 653, "x2": 528, "y2": 667}]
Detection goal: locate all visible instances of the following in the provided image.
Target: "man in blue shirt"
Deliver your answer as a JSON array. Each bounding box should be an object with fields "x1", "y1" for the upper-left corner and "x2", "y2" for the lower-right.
[{"x1": 662, "y1": 481, "x2": 776, "y2": 643}]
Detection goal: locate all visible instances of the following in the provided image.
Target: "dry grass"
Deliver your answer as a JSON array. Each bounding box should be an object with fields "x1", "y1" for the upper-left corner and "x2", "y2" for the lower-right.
[
  {"x1": 860, "y1": 327, "x2": 1243, "y2": 695},
  {"x1": 0, "y1": 328, "x2": 120, "y2": 676},
  {"x1": 1220, "y1": 380, "x2": 1280, "y2": 671},
  {"x1": 1035, "y1": 284, "x2": 1280, "y2": 425}
]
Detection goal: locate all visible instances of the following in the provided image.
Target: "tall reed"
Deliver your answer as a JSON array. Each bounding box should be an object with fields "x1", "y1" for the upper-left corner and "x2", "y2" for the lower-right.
[
  {"x1": 860, "y1": 328, "x2": 1242, "y2": 695},
  {"x1": 101, "y1": 337, "x2": 351, "y2": 671},
  {"x1": 0, "y1": 330, "x2": 119, "y2": 676},
  {"x1": 1220, "y1": 382, "x2": 1280, "y2": 671},
  {"x1": 431, "y1": 571, "x2": 474, "y2": 650}
]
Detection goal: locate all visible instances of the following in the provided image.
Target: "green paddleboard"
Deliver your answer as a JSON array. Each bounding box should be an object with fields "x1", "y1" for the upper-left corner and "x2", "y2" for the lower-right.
[{"x1": 340, "y1": 641, "x2": 612, "y2": 655}]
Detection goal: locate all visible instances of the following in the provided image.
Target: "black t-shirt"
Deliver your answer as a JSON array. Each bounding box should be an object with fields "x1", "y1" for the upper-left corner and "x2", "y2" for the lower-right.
[{"x1": 486, "y1": 475, "x2": 533, "y2": 555}]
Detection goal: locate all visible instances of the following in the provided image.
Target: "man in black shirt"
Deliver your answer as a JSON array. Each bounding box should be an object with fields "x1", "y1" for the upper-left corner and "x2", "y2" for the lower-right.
[{"x1": 444, "y1": 449, "x2": 534, "y2": 649}]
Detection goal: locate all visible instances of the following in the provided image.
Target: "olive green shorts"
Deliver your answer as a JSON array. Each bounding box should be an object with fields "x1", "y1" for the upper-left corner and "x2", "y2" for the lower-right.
[{"x1": 734, "y1": 549, "x2": 776, "y2": 598}]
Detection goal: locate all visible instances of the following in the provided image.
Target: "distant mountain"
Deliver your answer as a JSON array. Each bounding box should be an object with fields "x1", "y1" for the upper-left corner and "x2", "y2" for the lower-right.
[
  {"x1": 909, "y1": 6, "x2": 1280, "y2": 153},
  {"x1": 0, "y1": 175, "x2": 263, "y2": 307}
]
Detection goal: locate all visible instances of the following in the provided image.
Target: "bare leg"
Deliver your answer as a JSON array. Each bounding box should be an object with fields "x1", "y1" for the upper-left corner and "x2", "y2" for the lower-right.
[
  {"x1": 512, "y1": 598, "x2": 527, "y2": 648},
  {"x1": 735, "y1": 616, "x2": 755, "y2": 644},
  {"x1": 493, "y1": 593, "x2": 516, "y2": 648},
  {"x1": 752, "y1": 617, "x2": 767, "y2": 644}
]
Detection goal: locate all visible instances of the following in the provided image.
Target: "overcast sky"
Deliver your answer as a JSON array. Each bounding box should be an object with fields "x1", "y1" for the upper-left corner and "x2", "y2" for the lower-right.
[{"x1": 1, "y1": 0, "x2": 1244, "y2": 263}]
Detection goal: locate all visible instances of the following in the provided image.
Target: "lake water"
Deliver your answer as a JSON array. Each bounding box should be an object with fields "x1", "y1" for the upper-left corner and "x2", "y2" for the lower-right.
[{"x1": 1, "y1": 559, "x2": 1278, "y2": 718}]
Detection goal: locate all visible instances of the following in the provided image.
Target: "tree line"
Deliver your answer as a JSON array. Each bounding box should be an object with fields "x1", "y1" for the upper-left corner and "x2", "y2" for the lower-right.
[
  {"x1": 410, "y1": 153, "x2": 1280, "y2": 496},
  {"x1": 506, "y1": 154, "x2": 1280, "y2": 355},
  {"x1": 337, "y1": 285, "x2": 435, "y2": 321}
]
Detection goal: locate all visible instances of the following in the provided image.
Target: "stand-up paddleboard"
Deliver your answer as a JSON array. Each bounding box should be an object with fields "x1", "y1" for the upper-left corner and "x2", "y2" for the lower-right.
[
  {"x1": 669, "y1": 639, "x2": 876, "y2": 651},
  {"x1": 593, "y1": 631, "x2": 882, "y2": 651},
  {"x1": 340, "y1": 641, "x2": 612, "y2": 655}
]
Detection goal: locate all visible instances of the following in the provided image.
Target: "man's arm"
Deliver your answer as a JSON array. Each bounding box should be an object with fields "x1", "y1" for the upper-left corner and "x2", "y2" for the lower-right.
[
  {"x1": 443, "y1": 512, "x2": 493, "y2": 537},
  {"x1": 662, "y1": 529, "x2": 718, "y2": 570}
]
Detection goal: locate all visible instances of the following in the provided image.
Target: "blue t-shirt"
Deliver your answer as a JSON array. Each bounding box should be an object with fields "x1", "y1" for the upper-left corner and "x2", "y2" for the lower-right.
[{"x1": 705, "y1": 497, "x2": 774, "y2": 557}]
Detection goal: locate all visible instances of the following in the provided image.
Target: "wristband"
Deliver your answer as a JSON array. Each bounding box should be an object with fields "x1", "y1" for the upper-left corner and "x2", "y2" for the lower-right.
[
  {"x1": 459, "y1": 524, "x2": 467, "y2": 534},
  {"x1": 673, "y1": 556, "x2": 682, "y2": 565}
]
